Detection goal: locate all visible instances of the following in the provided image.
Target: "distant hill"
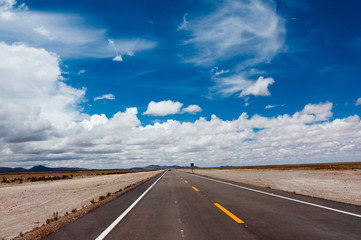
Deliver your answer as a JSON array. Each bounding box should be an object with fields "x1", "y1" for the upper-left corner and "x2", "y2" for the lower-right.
[
  {"x1": 0, "y1": 164, "x2": 197, "y2": 172},
  {"x1": 29, "y1": 165, "x2": 89, "y2": 172},
  {"x1": 0, "y1": 165, "x2": 88, "y2": 172},
  {"x1": 0, "y1": 167, "x2": 27, "y2": 172}
]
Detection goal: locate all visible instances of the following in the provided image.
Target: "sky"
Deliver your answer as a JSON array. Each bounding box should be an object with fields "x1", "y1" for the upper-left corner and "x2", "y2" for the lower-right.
[{"x1": 0, "y1": 0, "x2": 361, "y2": 169}]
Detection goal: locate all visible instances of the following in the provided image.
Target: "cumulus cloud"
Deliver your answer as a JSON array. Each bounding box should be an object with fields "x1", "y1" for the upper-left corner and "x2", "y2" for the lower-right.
[
  {"x1": 94, "y1": 94, "x2": 115, "y2": 101},
  {"x1": 240, "y1": 77, "x2": 275, "y2": 97},
  {"x1": 0, "y1": 1, "x2": 156, "y2": 59},
  {"x1": 0, "y1": 41, "x2": 85, "y2": 143},
  {"x1": 355, "y1": 97, "x2": 361, "y2": 106},
  {"x1": 143, "y1": 100, "x2": 183, "y2": 116},
  {"x1": 301, "y1": 102, "x2": 333, "y2": 121},
  {"x1": 56, "y1": 102, "x2": 361, "y2": 168},
  {"x1": 0, "y1": 0, "x2": 15, "y2": 20},
  {"x1": 1, "y1": 62, "x2": 361, "y2": 169},
  {"x1": 1, "y1": 35, "x2": 361, "y2": 169},
  {"x1": 143, "y1": 101, "x2": 203, "y2": 116},
  {"x1": 182, "y1": 105, "x2": 202, "y2": 114},
  {"x1": 81, "y1": 114, "x2": 108, "y2": 130}
]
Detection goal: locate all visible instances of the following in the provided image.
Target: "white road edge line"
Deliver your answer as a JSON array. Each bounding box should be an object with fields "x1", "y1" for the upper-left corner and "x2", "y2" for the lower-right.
[
  {"x1": 188, "y1": 173, "x2": 361, "y2": 218},
  {"x1": 95, "y1": 171, "x2": 167, "y2": 240}
]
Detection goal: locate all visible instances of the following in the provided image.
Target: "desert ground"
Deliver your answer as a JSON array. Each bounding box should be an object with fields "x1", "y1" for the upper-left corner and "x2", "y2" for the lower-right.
[
  {"x1": 184, "y1": 164, "x2": 361, "y2": 206},
  {"x1": 0, "y1": 170, "x2": 162, "y2": 240}
]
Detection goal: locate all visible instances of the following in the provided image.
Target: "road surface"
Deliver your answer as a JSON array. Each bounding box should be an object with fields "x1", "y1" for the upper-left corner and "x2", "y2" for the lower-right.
[{"x1": 44, "y1": 170, "x2": 361, "y2": 240}]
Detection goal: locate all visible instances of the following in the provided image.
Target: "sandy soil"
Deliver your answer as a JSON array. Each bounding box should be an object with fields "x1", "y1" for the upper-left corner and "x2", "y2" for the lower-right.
[
  {"x1": 0, "y1": 170, "x2": 162, "y2": 240},
  {"x1": 185, "y1": 169, "x2": 361, "y2": 206}
]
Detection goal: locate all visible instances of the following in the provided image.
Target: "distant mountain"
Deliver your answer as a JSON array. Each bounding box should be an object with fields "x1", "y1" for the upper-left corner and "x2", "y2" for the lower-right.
[
  {"x1": 0, "y1": 167, "x2": 27, "y2": 172},
  {"x1": 0, "y1": 165, "x2": 88, "y2": 172},
  {"x1": 29, "y1": 165, "x2": 88, "y2": 172},
  {"x1": 29, "y1": 165, "x2": 54, "y2": 172},
  {"x1": 0, "y1": 164, "x2": 197, "y2": 172}
]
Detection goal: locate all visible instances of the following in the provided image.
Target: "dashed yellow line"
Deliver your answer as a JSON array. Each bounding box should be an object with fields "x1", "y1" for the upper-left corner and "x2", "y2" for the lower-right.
[
  {"x1": 192, "y1": 186, "x2": 199, "y2": 191},
  {"x1": 214, "y1": 203, "x2": 244, "y2": 223},
  {"x1": 177, "y1": 174, "x2": 244, "y2": 224}
]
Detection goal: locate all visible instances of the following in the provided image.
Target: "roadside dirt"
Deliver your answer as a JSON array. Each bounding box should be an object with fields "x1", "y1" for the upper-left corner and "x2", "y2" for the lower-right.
[
  {"x1": 0, "y1": 170, "x2": 162, "y2": 240},
  {"x1": 185, "y1": 169, "x2": 361, "y2": 206}
]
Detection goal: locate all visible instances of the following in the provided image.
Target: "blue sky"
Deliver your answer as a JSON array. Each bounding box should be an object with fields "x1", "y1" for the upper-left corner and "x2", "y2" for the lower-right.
[{"x1": 0, "y1": 0, "x2": 361, "y2": 168}]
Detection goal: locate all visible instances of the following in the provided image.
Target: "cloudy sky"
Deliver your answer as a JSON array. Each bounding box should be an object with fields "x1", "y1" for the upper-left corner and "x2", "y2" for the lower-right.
[{"x1": 1, "y1": 0, "x2": 361, "y2": 169}]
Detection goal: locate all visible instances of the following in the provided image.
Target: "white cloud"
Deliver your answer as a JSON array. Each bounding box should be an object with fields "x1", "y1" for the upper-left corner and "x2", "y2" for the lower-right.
[
  {"x1": 0, "y1": 0, "x2": 16, "y2": 20},
  {"x1": 212, "y1": 74, "x2": 274, "y2": 98},
  {"x1": 212, "y1": 73, "x2": 251, "y2": 97},
  {"x1": 214, "y1": 69, "x2": 229, "y2": 76},
  {"x1": 94, "y1": 94, "x2": 115, "y2": 101},
  {"x1": 0, "y1": 41, "x2": 85, "y2": 142},
  {"x1": 77, "y1": 69, "x2": 85, "y2": 75},
  {"x1": 112, "y1": 55, "x2": 123, "y2": 62},
  {"x1": 265, "y1": 104, "x2": 285, "y2": 109},
  {"x1": 211, "y1": 67, "x2": 229, "y2": 76},
  {"x1": 181, "y1": 0, "x2": 285, "y2": 67},
  {"x1": 301, "y1": 102, "x2": 333, "y2": 121},
  {"x1": 108, "y1": 38, "x2": 156, "y2": 61},
  {"x1": 177, "y1": 14, "x2": 188, "y2": 31},
  {"x1": 1, "y1": 57, "x2": 361, "y2": 169},
  {"x1": 181, "y1": 0, "x2": 284, "y2": 98},
  {"x1": 0, "y1": 12, "x2": 361, "y2": 169},
  {"x1": 143, "y1": 100, "x2": 183, "y2": 116},
  {"x1": 81, "y1": 114, "x2": 108, "y2": 130},
  {"x1": 110, "y1": 39, "x2": 156, "y2": 55},
  {"x1": 355, "y1": 97, "x2": 361, "y2": 106},
  {"x1": 182, "y1": 105, "x2": 202, "y2": 114},
  {"x1": 0, "y1": 1, "x2": 156, "y2": 59},
  {"x1": 33, "y1": 26, "x2": 55, "y2": 40},
  {"x1": 240, "y1": 77, "x2": 275, "y2": 97},
  {"x1": 143, "y1": 101, "x2": 202, "y2": 116}
]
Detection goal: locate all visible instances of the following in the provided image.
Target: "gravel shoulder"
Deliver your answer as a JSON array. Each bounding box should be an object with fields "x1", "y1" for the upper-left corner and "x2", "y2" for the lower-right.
[
  {"x1": 185, "y1": 169, "x2": 361, "y2": 206},
  {"x1": 0, "y1": 170, "x2": 162, "y2": 240}
]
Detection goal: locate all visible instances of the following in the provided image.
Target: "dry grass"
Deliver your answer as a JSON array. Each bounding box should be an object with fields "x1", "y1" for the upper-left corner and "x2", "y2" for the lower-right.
[
  {"x1": 0, "y1": 170, "x2": 162, "y2": 240},
  {"x1": 199, "y1": 161, "x2": 361, "y2": 171},
  {"x1": 11, "y1": 175, "x2": 156, "y2": 240},
  {"x1": 0, "y1": 169, "x2": 157, "y2": 184}
]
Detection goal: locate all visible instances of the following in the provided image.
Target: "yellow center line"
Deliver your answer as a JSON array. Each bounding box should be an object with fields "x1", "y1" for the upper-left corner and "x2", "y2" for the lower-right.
[
  {"x1": 214, "y1": 203, "x2": 244, "y2": 224},
  {"x1": 192, "y1": 186, "x2": 199, "y2": 191}
]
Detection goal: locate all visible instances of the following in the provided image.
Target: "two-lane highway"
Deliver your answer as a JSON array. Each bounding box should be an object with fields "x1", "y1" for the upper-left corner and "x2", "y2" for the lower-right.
[{"x1": 45, "y1": 170, "x2": 361, "y2": 240}]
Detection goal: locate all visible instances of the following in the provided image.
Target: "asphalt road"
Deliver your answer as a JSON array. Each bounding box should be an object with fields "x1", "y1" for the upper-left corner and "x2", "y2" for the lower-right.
[{"x1": 44, "y1": 170, "x2": 361, "y2": 240}]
